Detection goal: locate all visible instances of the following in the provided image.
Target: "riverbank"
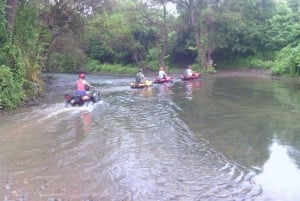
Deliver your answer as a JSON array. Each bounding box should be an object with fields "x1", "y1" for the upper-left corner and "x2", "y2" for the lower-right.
[{"x1": 214, "y1": 68, "x2": 272, "y2": 78}]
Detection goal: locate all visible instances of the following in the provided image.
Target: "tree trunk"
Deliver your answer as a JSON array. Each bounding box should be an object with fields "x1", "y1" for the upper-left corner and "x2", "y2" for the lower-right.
[
  {"x1": 6, "y1": 0, "x2": 18, "y2": 36},
  {"x1": 158, "y1": 2, "x2": 168, "y2": 68},
  {"x1": 131, "y1": 49, "x2": 143, "y2": 68},
  {"x1": 188, "y1": 1, "x2": 205, "y2": 71}
]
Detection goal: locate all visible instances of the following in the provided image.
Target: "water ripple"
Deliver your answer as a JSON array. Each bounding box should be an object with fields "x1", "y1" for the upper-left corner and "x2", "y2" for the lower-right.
[{"x1": 0, "y1": 77, "x2": 274, "y2": 200}]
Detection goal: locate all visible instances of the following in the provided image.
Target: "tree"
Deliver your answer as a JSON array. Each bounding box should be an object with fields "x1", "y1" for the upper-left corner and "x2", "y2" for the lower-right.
[
  {"x1": 37, "y1": 0, "x2": 117, "y2": 72},
  {"x1": 6, "y1": 0, "x2": 18, "y2": 37},
  {"x1": 133, "y1": 0, "x2": 174, "y2": 68},
  {"x1": 0, "y1": 0, "x2": 8, "y2": 47},
  {"x1": 171, "y1": 0, "x2": 206, "y2": 69},
  {"x1": 265, "y1": 1, "x2": 300, "y2": 50}
]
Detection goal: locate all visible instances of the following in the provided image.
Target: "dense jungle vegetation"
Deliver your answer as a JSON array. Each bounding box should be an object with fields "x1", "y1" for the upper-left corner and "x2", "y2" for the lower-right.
[{"x1": 1, "y1": 0, "x2": 300, "y2": 109}]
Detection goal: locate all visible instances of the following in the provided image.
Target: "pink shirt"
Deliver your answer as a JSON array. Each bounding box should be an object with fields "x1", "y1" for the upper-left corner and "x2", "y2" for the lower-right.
[{"x1": 77, "y1": 79, "x2": 85, "y2": 90}]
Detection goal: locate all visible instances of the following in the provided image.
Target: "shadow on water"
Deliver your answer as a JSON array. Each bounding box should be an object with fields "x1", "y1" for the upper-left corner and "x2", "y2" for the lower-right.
[{"x1": 1, "y1": 74, "x2": 300, "y2": 200}]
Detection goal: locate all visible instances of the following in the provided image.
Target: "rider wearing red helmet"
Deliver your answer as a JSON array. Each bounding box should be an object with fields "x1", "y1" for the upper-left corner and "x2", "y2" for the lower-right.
[{"x1": 76, "y1": 73, "x2": 92, "y2": 96}]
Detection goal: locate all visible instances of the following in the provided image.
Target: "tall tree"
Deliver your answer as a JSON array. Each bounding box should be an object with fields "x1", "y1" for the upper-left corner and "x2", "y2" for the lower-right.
[
  {"x1": 35, "y1": 0, "x2": 117, "y2": 72},
  {"x1": 265, "y1": 1, "x2": 300, "y2": 50},
  {"x1": 0, "y1": 1, "x2": 8, "y2": 47},
  {"x1": 6, "y1": 0, "x2": 18, "y2": 37},
  {"x1": 171, "y1": 0, "x2": 209, "y2": 70},
  {"x1": 134, "y1": 0, "x2": 173, "y2": 68}
]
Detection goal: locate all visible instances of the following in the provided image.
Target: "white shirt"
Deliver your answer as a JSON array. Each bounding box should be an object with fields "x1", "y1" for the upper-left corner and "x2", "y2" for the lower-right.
[
  {"x1": 185, "y1": 69, "x2": 193, "y2": 76},
  {"x1": 158, "y1": 70, "x2": 167, "y2": 79}
]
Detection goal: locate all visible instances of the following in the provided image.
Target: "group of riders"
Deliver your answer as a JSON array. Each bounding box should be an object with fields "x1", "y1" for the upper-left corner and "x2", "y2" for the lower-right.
[
  {"x1": 75, "y1": 65, "x2": 195, "y2": 97},
  {"x1": 135, "y1": 66, "x2": 167, "y2": 84},
  {"x1": 135, "y1": 65, "x2": 195, "y2": 84}
]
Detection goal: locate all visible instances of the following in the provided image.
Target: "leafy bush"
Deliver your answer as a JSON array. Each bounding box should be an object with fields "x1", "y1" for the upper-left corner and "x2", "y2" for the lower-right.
[
  {"x1": 0, "y1": 44, "x2": 41, "y2": 109},
  {"x1": 0, "y1": 65, "x2": 25, "y2": 109},
  {"x1": 146, "y1": 48, "x2": 159, "y2": 70},
  {"x1": 0, "y1": 1, "x2": 7, "y2": 47},
  {"x1": 206, "y1": 65, "x2": 217, "y2": 74},
  {"x1": 231, "y1": 56, "x2": 273, "y2": 69},
  {"x1": 23, "y1": 79, "x2": 38, "y2": 98},
  {"x1": 86, "y1": 59, "x2": 137, "y2": 75},
  {"x1": 3, "y1": 44, "x2": 26, "y2": 79},
  {"x1": 47, "y1": 48, "x2": 86, "y2": 73},
  {"x1": 271, "y1": 44, "x2": 300, "y2": 76}
]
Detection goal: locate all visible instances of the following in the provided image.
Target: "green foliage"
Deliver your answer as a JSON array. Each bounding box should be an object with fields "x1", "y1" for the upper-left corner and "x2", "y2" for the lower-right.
[
  {"x1": 206, "y1": 65, "x2": 217, "y2": 74},
  {"x1": 0, "y1": 0, "x2": 7, "y2": 47},
  {"x1": 0, "y1": 1, "x2": 33, "y2": 109},
  {"x1": 14, "y1": 1, "x2": 39, "y2": 51},
  {"x1": 174, "y1": 0, "x2": 274, "y2": 67},
  {"x1": 169, "y1": 27, "x2": 198, "y2": 66},
  {"x1": 87, "y1": 39, "x2": 115, "y2": 63},
  {"x1": 2, "y1": 44, "x2": 25, "y2": 79},
  {"x1": 0, "y1": 65, "x2": 25, "y2": 109},
  {"x1": 84, "y1": 8, "x2": 157, "y2": 66},
  {"x1": 85, "y1": 59, "x2": 137, "y2": 74},
  {"x1": 0, "y1": 44, "x2": 35, "y2": 109},
  {"x1": 14, "y1": 1, "x2": 45, "y2": 91},
  {"x1": 220, "y1": 55, "x2": 274, "y2": 69},
  {"x1": 264, "y1": 2, "x2": 300, "y2": 50},
  {"x1": 85, "y1": 58, "x2": 100, "y2": 71},
  {"x1": 0, "y1": 0, "x2": 46, "y2": 107},
  {"x1": 47, "y1": 47, "x2": 86, "y2": 73},
  {"x1": 146, "y1": 48, "x2": 159, "y2": 70},
  {"x1": 2, "y1": 10, "x2": 40, "y2": 106},
  {"x1": 271, "y1": 44, "x2": 300, "y2": 76}
]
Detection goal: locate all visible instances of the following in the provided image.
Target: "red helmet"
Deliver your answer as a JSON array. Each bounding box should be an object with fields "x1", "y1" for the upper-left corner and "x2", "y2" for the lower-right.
[{"x1": 79, "y1": 73, "x2": 85, "y2": 78}]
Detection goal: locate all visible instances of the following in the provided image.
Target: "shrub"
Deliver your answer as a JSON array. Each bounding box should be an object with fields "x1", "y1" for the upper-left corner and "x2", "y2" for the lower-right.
[
  {"x1": 0, "y1": 65, "x2": 25, "y2": 109},
  {"x1": 85, "y1": 59, "x2": 137, "y2": 75},
  {"x1": 47, "y1": 48, "x2": 86, "y2": 73},
  {"x1": 271, "y1": 44, "x2": 300, "y2": 76}
]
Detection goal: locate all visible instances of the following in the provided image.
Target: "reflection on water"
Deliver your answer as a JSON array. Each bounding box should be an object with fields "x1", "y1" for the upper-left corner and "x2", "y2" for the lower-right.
[
  {"x1": 156, "y1": 83, "x2": 174, "y2": 100},
  {"x1": 184, "y1": 80, "x2": 201, "y2": 100},
  {"x1": 254, "y1": 139, "x2": 300, "y2": 201},
  {"x1": 81, "y1": 112, "x2": 92, "y2": 133}
]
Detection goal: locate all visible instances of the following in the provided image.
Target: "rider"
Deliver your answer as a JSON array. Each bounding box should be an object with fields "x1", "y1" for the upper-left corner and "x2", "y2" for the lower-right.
[
  {"x1": 184, "y1": 65, "x2": 193, "y2": 76},
  {"x1": 135, "y1": 68, "x2": 146, "y2": 84},
  {"x1": 76, "y1": 73, "x2": 93, "y2": 97},
  {"x1": 158, "y1": 66, "x2": 167, "y2": 79}
]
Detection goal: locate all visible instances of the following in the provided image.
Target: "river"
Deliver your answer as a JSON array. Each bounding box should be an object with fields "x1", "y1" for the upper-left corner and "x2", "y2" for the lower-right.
[{"x1": 1, "y1": 73, "x2": 300, "y2": 201}]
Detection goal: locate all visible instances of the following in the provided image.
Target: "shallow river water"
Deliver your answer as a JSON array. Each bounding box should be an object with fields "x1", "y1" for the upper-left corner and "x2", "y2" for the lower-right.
[{"x1": 1, "y1": 73, "x2": 300, "y2": 201}]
